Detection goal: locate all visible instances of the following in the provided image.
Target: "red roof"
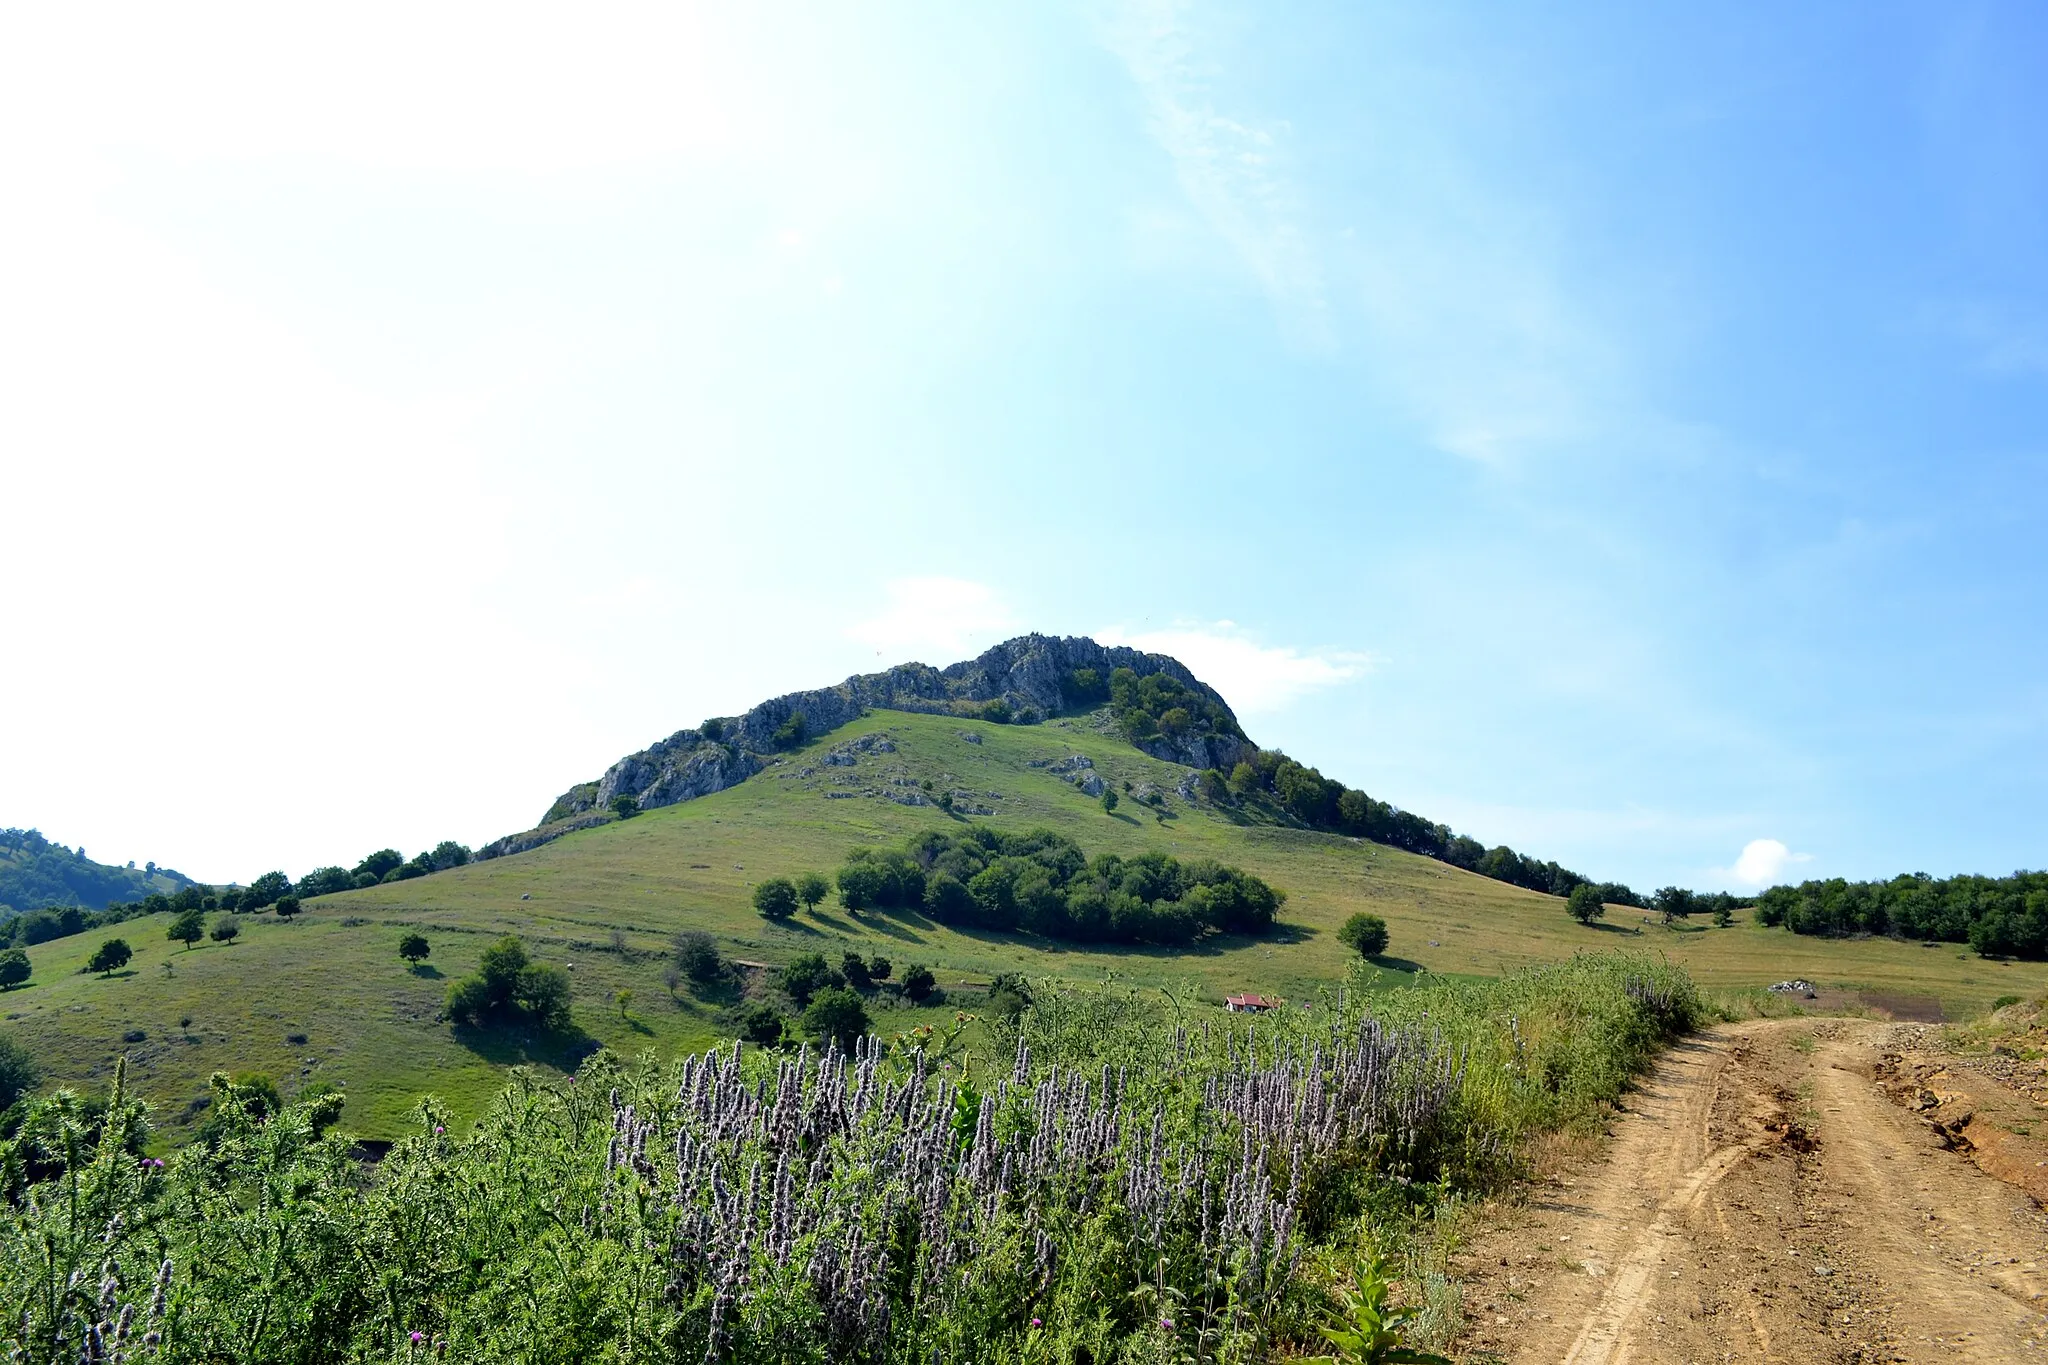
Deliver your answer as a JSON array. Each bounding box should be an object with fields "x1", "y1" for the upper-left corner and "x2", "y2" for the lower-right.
[{"x1": 1227, "y1": 993, "x2": 1276, "y2": 1008}]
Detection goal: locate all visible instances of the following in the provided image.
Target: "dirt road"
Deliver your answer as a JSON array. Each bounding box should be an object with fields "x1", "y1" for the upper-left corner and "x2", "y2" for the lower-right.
[{"x1": 1453, "y1": 1019, "x2": 2048, "y2": 1363}]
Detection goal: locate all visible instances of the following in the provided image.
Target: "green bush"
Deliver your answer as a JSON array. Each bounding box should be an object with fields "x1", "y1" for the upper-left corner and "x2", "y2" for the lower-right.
[
  {"x1": 794, "y1": 872, "x2": 830, "y2": 911},
  {"x1": 0, "y1": 1033, "x2": 39, "y2": 1111},
  {"x1": 0, "y1": 948, "x2": 29, "y2": 990},
  {"x1": 85, "y1": 938, "x2": 131, "y2": 976},
  {"x1": 778, "y1": 952, "x2": 838, "y2": 1007},
  {"x1": 1337, "y1": 912, "x2": 1389, "y2": 958},
  {"x1": 900, "y1": 961, "x2": 936, "y2": 1002},
  {"x1": 167, "y1": 908, "x2": 205, "y2": 949},
  {"x1": 444, "y1": 936, "x2": 572, "y2": 1030},
  {"x1": 671, "y1": 930, "x2": 720, "y2": 985},
  {"x1": 737, "y1": 1002, "x2": 784, "y2": 1046},
  {"x1": 801, "y1": 986, "x2": 869, "y2": 1051},
  {"x1": 751, "y1": 877, "x2": 799, "y2": 920}
]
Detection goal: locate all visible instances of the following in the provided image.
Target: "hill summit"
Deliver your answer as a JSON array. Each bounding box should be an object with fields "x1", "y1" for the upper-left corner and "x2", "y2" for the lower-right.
[{"x1": 486, "y1": 634, "x2": 1250, "y2": 859}]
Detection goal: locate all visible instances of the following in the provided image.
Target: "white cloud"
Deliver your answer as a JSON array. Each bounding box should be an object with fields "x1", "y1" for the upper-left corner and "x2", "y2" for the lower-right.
[
  {"x1": 1101, "y1": 0, "x2": 1330, "y2": 346},
  {"x1": 1094, "y1": 623, "x2": 1365, "y2": 714},
  {"x1": 846, "y1": 579, "x2": 1021, "y2": 664},
  {"x1": 1101, "y1": 1, "x2": 1644, "y2": 468},
  {"x1": 1716, "y1": 838, "x2": 1813, "y2": 888}
]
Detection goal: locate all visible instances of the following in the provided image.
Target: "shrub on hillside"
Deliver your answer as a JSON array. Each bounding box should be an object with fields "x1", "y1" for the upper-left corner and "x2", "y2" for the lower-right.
[
  {"x1": 752, "y1": 877, "x2": 799, "y2": 921},
  {"x1": 801, "y1": 986, "x2": 869, "y2": 1051},
  {"x1": 399, "y1": 932, "x2": 430, "y2": 964},
  {"x1": 1337, "y1": 912, "x2": 1389, "y2": 959},
  {"x1": 1567, "y1": 885, "x2": 1606, "y2": 926},
  {"x1": 0, "y1": 1033, "x2": 38, "y2": 1112},
  {"x1": 671, "y1": 930, "x2": 721, "y2": 985},
  {"x1": 445, "y1": 936, "x2": 572, "y2": 1030},
  {"x1": 168, "y1": 909, "x2": 205, "y2": 949},
  {"x1": 779, "y1": 952, "x2": 840, "y2": 1008},
  {"x1": 0, "y1": 948, "x2": 31, "y2": 990},
  {"x1": 737, "y1": 1002, "x2": 784, "y2": 1046},
  {"x1": 209, "y1": 917, "x2": 240, "y2": 944},
  {"x1": 85, "y1": 939, "x2": 131, "y2": 976},
  {"x1": 839, "y1": 952, "x2": 872, "y2": 991},
  {"x1": 900, "y1": 962, "x2": 936, "y2": 1002}
]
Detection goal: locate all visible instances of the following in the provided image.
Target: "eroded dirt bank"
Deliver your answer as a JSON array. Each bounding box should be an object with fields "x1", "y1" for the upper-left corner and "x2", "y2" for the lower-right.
[{"x1": 1452, "y1": 1018, "x2": 2048, "y2": 1363}]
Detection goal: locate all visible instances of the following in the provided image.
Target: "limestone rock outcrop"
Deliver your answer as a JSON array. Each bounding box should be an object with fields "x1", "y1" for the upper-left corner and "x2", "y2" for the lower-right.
[{"x1": 478, "y1": 634, "x2": 1252, "y2": 861}]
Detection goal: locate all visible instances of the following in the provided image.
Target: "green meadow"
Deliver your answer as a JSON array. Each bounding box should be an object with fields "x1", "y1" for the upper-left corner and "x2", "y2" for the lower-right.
[{"x1": 7, "y1": 707, "x2": 2041, "y2": 1140}]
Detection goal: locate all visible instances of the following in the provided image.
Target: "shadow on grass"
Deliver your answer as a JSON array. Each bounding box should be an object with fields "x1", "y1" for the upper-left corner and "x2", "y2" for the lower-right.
[
  {"x1": 1366, "y1": 954, "x2": 1427, "y2": 974},
  {"x1": 450, "y1": 1021, "x2": 600, "y2": 1071},
  {"x1": 687, "y1": 975, "x2": 746, "y2": 1009},
  {"x1": 624, "y1": 1017, "x2": 655, "y2": 1036},
  {"x1": 1585, "y1": 921, "x2": 1647, "y2": 936},
  {"x1": 408, "y1": 963, "x2": 444, "y2": 979}
]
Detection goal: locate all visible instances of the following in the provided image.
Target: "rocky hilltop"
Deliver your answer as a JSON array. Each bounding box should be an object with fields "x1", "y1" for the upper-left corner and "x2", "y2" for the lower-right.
[{"x1": 478, "y1": 634, "x2": 1249, "y2": 860}]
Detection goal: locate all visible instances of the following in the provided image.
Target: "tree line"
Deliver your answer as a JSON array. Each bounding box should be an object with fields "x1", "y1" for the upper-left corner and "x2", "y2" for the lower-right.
[
  {"x1": 0, "y1": 839, "x2": 477, "y2": 952},
  {"x1": 821, "y1": 826, "x2": 1284, "y2": 948},
  {"x1": 1755, "y1": 869, "x2": 2048, "y2": 957}
]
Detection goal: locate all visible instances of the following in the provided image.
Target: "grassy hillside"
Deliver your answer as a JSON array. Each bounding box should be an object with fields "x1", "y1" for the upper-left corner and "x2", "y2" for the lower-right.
[
  {"x1": 0, "y1": 827, "x2": 194, "y2": 915},
  {"x1": 7, "y1": 708, "x2": 2043, "y2": 1140}
]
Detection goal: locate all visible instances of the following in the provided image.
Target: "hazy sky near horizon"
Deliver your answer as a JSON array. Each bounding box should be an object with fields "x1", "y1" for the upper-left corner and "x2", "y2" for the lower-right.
[{"x1": 3, "y1": 3, "x2": 2044, "y2": 892}]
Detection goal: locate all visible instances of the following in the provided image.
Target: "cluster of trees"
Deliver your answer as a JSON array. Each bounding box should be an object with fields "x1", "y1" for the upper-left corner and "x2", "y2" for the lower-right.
[
  {"x1": 751, "y1": 873, "x2": 832, "y2": 920},
  {"x1": 444, "y1": 936, "x2": 572, "y2": 1029},
  {"x1": 830, "y1": 827, "x2": 1284, "y2": 948},
  {"x1": 294, "y1": 842, "x2": 473, "y2": 896},
  {"x1": 1060, "y1": 667, "x2": 1241, "y2": 748},
  {"x1": 1755, "y1": 870, "x2": 2048, "y2": 957},
  {"x1": 166, "y1": 908, "x2": 243, "y2": 948},
  {"x1": 696, "y1": 936, "x2": 937, "y2": 1052}
]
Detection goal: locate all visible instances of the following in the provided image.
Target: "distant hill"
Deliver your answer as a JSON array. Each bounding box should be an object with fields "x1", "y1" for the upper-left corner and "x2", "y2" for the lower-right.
[{"x1": 0, "y1": 828, "x2": 195, "y2": 916}]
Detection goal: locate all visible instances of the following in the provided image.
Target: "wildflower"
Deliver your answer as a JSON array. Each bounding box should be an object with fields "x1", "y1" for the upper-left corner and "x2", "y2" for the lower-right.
[
  {"x1": 1161, "y1": 1318, "x2": 1175, "y2": 1331},
  {"x1": 1031, "y1": 1317, "x2": 1043, "y2": 1328},
  {"x1": 410, "y1": 1330, "x2": 424, "y2": 1344},
  {"x1": 434, "y1": 1125, "x2": 445, "y2": 1135}
]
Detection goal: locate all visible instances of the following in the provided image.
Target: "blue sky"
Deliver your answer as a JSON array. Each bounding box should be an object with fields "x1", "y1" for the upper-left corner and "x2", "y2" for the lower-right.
[{"x1": 2, "y1": 2, "x2": 2043, "y2": 891}]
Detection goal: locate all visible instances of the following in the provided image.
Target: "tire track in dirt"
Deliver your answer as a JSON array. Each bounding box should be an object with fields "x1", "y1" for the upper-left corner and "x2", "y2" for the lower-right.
[{"x1": 1453, "y1": 1019, "x2": 2048, "y2": 1363}]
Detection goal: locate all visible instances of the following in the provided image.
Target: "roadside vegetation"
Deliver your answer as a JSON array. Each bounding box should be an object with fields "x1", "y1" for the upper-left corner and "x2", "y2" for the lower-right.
[{"x1": 0, "y1": 954, "x2": 1698, "y2": 1363}]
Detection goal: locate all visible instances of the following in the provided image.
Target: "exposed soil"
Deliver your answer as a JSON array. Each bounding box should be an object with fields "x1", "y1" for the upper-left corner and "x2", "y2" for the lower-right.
[{"x1": 1451, "y1": 1019, "x2": 2048, "y2": 1363}]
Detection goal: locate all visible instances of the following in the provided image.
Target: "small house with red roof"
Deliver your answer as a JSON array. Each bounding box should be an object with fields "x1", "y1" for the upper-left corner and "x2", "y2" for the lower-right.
[{"x1": 1225, "y1": 992, "x2": 1278, "y2": 1013}]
